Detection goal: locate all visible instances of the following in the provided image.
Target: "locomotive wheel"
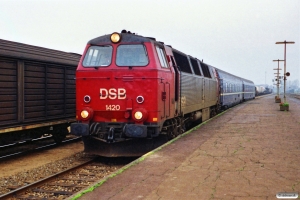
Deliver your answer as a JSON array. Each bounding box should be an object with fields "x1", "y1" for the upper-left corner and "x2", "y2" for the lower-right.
[
  {"x1": 176, "y1": 117, "x2": 184, "y2": 135},
  {"x1": 210, "y1": 107, "x2": 217, "y2": 118},
  {"x1": 166, "y1": 117, "x2": 184, "y2": 140}
]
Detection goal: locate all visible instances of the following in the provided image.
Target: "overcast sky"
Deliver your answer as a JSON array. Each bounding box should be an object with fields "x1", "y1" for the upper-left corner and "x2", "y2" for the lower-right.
[{"x1": 1, "y1": 0, "x2": 299, "y2": 86}]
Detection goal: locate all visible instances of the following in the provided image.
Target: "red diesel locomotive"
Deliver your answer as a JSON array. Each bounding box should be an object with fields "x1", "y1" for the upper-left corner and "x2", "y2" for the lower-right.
[{"x1": 71, "y1": 30, "x2": 253, "y2": 157}]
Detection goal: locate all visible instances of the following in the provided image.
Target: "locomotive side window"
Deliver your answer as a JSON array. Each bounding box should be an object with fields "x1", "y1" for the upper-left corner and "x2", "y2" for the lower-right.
[
  {"x1": 189, "y1": 58, "x2": 202, "y2": 76},
  {"x1": 200, "y1": 63, "x2": 212, "y2": 78},
  {"x1": 172, "y1": 51, "x2": 192, "y2": 74},
  {"x1": 83, "y1": 45, "x2": 112, "y2": 67},
  {"x1": 155, "y1": 46, "x2": 168, "y2": 68},
  {"x1": 116, "y1": 44, "x2": 148, "y2": 67}
]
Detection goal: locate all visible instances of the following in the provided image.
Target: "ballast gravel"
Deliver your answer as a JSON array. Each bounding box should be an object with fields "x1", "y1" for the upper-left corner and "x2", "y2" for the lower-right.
[{"x1": 0, "y1": 152, "x2": 89, "y2": 195}]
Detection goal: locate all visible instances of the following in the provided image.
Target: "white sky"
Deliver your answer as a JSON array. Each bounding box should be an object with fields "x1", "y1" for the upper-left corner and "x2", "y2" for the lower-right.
[{"x1": 1, "y1": 0, "x2": 299, "y2": 86}]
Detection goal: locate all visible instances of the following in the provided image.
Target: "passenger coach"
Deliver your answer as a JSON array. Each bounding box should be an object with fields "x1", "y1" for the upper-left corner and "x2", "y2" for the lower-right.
[{"x1": 215, "y1": 68, "x2": 255, "y2": 109}]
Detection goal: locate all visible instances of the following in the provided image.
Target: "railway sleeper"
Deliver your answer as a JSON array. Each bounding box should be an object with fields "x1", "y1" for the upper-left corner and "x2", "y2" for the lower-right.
[
  {"x1": 31, "y1": 188, "x2": 73, "y2": 195},
  {"x1": 48, "y1": 183, "x2": 88, "y2": 188},
  {"x1": 60, "y1": 177, "x2": 97, "y2": 182}
]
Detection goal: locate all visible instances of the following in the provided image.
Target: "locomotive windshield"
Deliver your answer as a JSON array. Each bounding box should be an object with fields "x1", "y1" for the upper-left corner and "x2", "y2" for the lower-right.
[
  {"x1": 82, "y1": 45, "x2": 112, "y2": 67},
  {"x1": 116, "y1": 44, "x2": 148, "y2": 66}
]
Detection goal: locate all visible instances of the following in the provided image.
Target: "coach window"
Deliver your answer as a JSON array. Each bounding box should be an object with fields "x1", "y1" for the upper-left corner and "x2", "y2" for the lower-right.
[
  {"x1": 83, "y1": 45, "x2": 112, "y2": 67},
  {"x1": 155, "y1": 46, "x2": 168, "y2": 68},
  {"x1": 116, "y1": 44, "x2": 149, "y2": 66}
]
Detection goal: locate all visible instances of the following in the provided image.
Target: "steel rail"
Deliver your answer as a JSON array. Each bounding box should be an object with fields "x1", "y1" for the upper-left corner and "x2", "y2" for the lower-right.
[
  {"x1": 0, "y1": 158, "x2": 95, "y2": 200},
  {"x1": 0, "y1": 136, "x2": 81, "y2": 160}
]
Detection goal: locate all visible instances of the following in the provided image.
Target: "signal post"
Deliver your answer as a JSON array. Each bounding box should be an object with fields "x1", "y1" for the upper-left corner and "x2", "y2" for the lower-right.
[
  {"x1": 273, "y1": 59, "x2": 284, "y2": 103},
  {"x1": 275, "y1": 40, "x2": 295, "y2": 103}
]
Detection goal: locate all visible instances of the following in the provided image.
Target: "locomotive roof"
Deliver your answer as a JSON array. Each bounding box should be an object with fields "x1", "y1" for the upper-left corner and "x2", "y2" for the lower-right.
[
  {"x1": 88, "y1": 33, "x2": 154, "y2": 45},
  {"x1": 0, "y1": 38, "x2": 81, "y2": 66}
]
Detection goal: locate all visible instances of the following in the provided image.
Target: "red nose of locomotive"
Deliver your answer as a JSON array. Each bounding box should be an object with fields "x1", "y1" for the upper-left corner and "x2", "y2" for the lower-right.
[
  {"x1": 77, "y1": 86, "x2": 150, "y2": 123},
  {"x1": 71, "y1": 31, "x2": 161, "y2": 141}
]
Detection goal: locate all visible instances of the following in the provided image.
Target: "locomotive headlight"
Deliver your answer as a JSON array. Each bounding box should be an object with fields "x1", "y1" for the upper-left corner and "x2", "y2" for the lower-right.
[
  {"x1": 110, "y1": 32, "x2": 121, "y2": 43},
  {"x1": 81, "y1": 110, "x2": 89, "y2": 119},
  {"x1": 132, "y1": 108, "x2": 148, "y2": 122},
  {"x1": 134, "y1": 111, "x2": 143, "y2": 120},
  {"x1": 80, "y1": 107, "x2": 94, "y2": 121}
]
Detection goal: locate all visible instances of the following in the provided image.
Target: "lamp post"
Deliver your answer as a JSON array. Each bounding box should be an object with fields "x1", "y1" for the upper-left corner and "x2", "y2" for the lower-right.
[
  {"x1": 273, "y1": 59, "x2": 284, "y2": 101},
  {"x1": 275, "y1": 40, "x2": 295, "y2": 102}
]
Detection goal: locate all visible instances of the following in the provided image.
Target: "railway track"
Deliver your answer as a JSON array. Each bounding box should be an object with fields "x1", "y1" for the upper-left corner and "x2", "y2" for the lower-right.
[
  {"x1": 0, "y1": 156, "x2": 135, "y2": 200},
  {"x1": 0, "y1": 135, "x2": 81, "y2": 160},
  {"x1": 291, "y1": 94, "x2": 300, "y2": 99}
]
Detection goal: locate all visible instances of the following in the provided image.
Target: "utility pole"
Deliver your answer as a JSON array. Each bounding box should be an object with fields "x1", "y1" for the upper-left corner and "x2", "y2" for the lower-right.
[
  {"x1": 273, "y1": 59, "x2": 284, "y2": 102},
  {"x1": 275, "y1": 40, "x2": 295, "y2": 103}
]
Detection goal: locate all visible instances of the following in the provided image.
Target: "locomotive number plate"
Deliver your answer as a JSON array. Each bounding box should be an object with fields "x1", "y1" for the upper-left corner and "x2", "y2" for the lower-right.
[{"x1": 106, "y1": 105, "x2": 121, "y2": 111}]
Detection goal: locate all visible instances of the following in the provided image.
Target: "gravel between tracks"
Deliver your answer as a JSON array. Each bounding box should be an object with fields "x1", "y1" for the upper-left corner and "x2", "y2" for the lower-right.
[{"x1": 0, "y1": 141, "x2": 87, "y2": 195}]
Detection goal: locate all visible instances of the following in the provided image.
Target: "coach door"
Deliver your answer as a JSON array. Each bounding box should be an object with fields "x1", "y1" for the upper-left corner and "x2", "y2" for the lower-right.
[{"x1": 156, "y1": 45, "x2": 172, "y2": 119}]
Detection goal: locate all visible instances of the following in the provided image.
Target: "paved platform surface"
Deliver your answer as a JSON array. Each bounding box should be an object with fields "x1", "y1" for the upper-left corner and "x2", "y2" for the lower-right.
[{"x1": 77, "y1": 95, "x2": 300, "y2": 200}]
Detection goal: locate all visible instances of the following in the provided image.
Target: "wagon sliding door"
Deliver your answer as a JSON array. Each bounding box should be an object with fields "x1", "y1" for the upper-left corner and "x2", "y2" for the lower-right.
[
  {"x1": 0, "y1": 58, "x2": 18, "y2": 126},
  {"x1": 24, "y1": 62, "x2": 75, "y2": 122}
]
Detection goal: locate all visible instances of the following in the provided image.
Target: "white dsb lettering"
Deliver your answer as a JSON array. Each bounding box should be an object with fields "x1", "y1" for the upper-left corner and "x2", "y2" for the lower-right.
[{"x1": 100, "y1": 88, "x2": 126, "y2": 99}]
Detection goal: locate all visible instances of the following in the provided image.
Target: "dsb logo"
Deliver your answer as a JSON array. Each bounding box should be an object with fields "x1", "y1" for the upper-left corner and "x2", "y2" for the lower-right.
[{"x1": 100, "y1": 88, "x2": 126, "y2": 99}]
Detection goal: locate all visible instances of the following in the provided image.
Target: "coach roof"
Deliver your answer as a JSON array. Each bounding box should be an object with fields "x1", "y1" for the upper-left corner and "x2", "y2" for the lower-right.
[{"x1": 0, "y1": 38, "x2": 81, "y2": 66}]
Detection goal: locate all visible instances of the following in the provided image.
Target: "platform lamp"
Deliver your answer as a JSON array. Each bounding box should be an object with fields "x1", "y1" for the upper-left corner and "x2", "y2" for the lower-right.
[
  {"x1": 273, "y1": 59, "x2": 284, "y2": 102},
  {"x1": 275, "y1": 41, "x2": 295, "y2": 103}
]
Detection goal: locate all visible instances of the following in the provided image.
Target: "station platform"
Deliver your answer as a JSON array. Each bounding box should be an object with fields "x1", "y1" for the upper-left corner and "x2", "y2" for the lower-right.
[{"x1": 74, "y1": 95, "x2": 300, "y2": 200}]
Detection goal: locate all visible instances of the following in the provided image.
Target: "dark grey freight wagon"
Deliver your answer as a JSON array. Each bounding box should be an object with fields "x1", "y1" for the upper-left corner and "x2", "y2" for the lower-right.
[{"x1": 0, "y1": 39, "x2": 81, "y2": 144}]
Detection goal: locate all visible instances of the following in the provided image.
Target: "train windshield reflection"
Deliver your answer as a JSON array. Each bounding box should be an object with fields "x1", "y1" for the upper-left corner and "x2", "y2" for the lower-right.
[
  {"x1": 116, "y1": 44, "x2": 148, "y2": 67},
  {"x1": 83, "y1": 45, "x2": 112, "y2": 67}
]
